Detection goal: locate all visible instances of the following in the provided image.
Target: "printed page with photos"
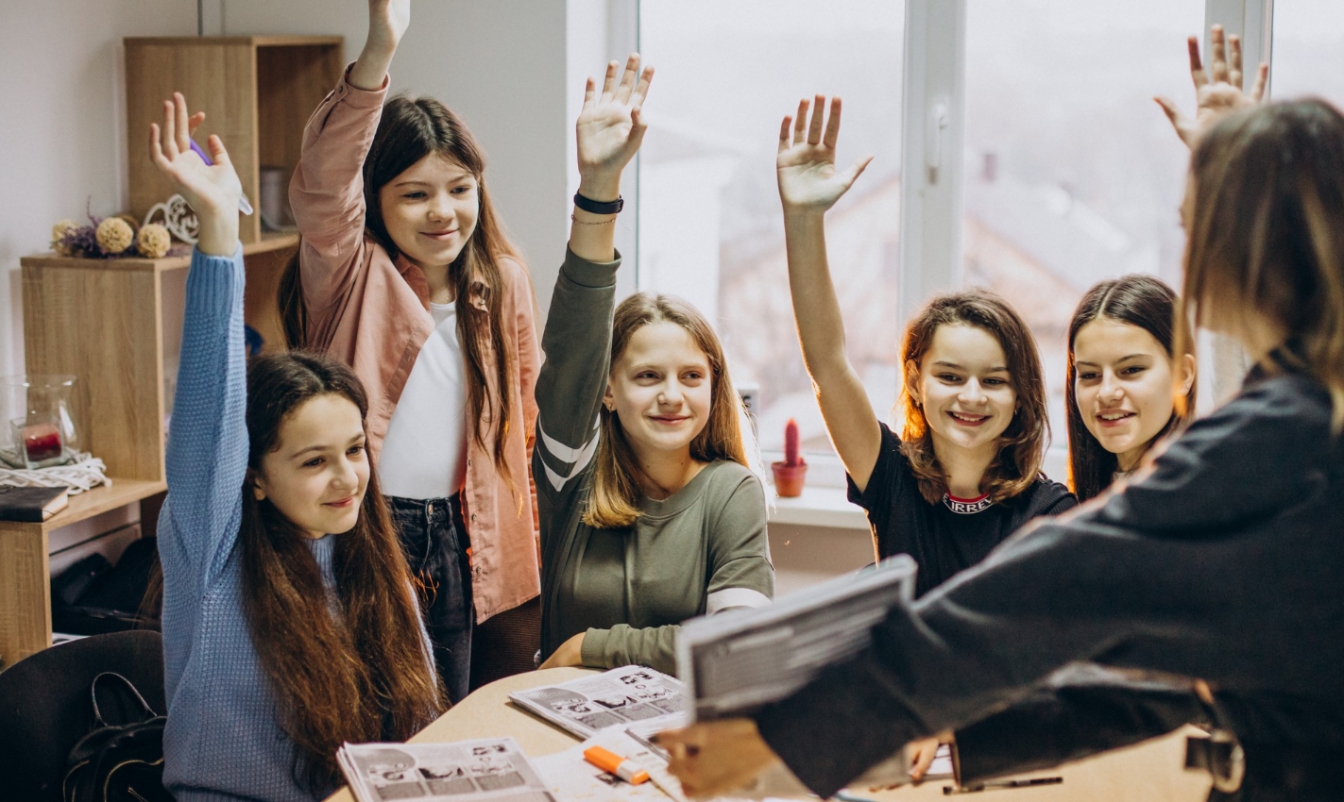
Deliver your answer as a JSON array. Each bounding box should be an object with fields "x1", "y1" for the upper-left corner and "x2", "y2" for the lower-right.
[
  {"x1": 509, "y1": 665, "x2": 689, "y2": 741},
  {"x1": 337, "y1": 738, "x2": 555, "y2": 802}
]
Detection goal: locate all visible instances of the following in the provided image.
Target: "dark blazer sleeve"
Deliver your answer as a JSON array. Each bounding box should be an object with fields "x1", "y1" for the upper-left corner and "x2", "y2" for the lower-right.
[
  {"x1": 953, "y1": 665, "x2": 1208, "y2": 784},
  {"x1": 753, "y1": 375, "x2": 1335, "y2": 797}
]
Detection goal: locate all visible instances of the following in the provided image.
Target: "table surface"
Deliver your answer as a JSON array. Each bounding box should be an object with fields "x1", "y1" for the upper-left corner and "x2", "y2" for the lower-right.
[{"x1": 325, "y1": 667, "x2": 1213, "y2": 802}]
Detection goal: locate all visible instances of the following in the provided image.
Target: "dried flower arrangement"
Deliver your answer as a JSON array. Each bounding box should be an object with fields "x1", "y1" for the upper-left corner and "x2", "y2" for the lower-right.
[{"x1": 50, "y1": 201, "x2": 182, "y2": 260}]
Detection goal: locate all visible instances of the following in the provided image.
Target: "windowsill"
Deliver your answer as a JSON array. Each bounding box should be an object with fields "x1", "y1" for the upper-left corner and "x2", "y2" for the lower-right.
[{"x1": 766, "y1": 485, "x2": 870, "y2": 531}]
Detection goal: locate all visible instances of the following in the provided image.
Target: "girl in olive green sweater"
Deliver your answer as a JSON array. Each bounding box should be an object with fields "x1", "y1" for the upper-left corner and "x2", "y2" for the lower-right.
[{"x1": 534, "y1": 55, "x2": 773, "y2": 674}]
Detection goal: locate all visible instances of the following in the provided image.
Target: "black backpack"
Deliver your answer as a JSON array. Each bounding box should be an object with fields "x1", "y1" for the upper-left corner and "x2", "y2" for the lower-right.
[{"x1": 61, "y1": 672, "x2": 172, "y2": 802}]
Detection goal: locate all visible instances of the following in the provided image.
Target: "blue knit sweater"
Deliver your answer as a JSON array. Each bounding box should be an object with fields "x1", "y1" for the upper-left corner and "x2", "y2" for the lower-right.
[{"x1": 158, "y1": 248, "x2": 339, "y2": 801}]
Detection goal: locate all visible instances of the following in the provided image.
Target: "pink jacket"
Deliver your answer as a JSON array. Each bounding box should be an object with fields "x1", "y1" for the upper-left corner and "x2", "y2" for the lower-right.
[{"x1": 289, "y1": 67, "x2": 540, "y2": 622}]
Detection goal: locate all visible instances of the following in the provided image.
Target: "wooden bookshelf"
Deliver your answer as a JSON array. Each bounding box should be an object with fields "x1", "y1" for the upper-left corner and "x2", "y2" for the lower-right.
[{"x1": 0, "y1": 479, "x2": 165, "y2": 667}]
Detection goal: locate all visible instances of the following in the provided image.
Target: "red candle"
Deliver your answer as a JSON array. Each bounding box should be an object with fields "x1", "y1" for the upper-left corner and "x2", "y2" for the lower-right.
[{"x1": 22, "y1": 422, "x2": 63, "y2": 463}]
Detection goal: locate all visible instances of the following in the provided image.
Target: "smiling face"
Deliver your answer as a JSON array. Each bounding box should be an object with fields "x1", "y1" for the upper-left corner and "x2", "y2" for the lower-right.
[
  {"x1": 604, "y1": 321, "x2": 714, "y2": 462},
  {"x1": 1073, "y1": 317, "x2": 1193, "y2": 472},
  {"x1": 910, "y1": 324, "x2": 1017, "y2": 459},
  {"x1": 252, "y1": 393, "x2": 370, "y2": 538},
  {"x1": 377, "y1": 152, "x2": 480, "y2": 269}
]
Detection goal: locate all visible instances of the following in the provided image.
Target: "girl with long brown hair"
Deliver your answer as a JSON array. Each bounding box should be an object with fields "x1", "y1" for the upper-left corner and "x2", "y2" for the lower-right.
[
  {"x1": 1066, "y1": 274, "x2": 1197, "y2": 500},
  {"x1": 533, "y1": 55, "x2": 773, "y2": 674},
  {"x1": 774, "y1": 96, "x2": 1075, "y2": 599},
  {"x1": 281, "y1": 0, "x2": 540, "y2": 702},
  {"x1": 149, "y1": 94, "x2": 441, "y2": 801}
]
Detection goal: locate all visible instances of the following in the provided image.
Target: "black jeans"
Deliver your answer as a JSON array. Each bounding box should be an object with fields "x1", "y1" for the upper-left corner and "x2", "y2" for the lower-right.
[{"x1": 388, "y1": 494, "x2": 474, "y2": 704}]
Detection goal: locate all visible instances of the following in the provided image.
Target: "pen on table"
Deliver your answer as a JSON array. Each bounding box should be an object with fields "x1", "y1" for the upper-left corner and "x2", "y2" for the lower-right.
[
  {"x1": 584, "y1": 745, "x2": 650, "y2": 785},
  {"x1": 188, "y1": 138, "x2": 255, "y2": 215},
  {"x1": 943, "y1": 776, "x2": 1063, "y2": 794}
]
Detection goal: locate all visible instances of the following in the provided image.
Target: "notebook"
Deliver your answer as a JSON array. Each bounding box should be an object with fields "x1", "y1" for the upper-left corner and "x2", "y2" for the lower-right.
[{"x1": 0, "y1": 485, "x2": 70, "y2": 522}]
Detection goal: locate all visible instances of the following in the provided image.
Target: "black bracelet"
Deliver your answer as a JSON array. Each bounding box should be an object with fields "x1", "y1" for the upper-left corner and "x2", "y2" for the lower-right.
[{"x1": 573, "y1": 192, "x2": 624, "y2": 215}]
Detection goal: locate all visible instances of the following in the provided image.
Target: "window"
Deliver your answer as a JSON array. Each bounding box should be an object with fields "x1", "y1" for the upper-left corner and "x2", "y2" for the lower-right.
[
  {"x1": 1273, "y1": 0, "x2": 1344, "y2": 108},
  {"x1": 961, "y1": 0, "x2": 1203, "y2": 441},
  {"x1": 638, "y1": 0, "x2": 906, "y2": 457}
]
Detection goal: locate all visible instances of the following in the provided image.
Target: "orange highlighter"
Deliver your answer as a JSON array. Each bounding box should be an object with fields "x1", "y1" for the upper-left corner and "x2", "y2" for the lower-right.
[{"x1": 583, "y1": 746, "x2": 650, "y2": 785}]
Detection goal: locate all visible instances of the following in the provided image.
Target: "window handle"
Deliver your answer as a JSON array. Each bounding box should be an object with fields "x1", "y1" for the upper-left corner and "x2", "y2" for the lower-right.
[{"x1": 926, "y1": 96, "x2": 950, "y2": 184}]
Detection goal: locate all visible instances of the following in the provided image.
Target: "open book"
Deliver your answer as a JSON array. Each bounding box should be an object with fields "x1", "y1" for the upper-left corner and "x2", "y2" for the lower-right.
[
  {"x1": 337, "y1": 738, "x2": 555, "y2": 802},
  {"x1": 509, "y1": 666, "x2": 689, "y2": 741}
]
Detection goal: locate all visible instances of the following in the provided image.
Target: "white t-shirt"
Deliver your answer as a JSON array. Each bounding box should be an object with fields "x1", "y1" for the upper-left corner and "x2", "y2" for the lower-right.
[{"x1": 379, "y1": 301, "x2": 469, "y2": 499}]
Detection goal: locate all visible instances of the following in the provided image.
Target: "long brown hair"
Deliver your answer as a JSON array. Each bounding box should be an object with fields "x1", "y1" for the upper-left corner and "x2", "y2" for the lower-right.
[
  {"x1": 898, "y1": 290, "x2": 1050, "y2": 504},
  {"x1": 241, "y1": 352, "x2": 443, "y2": 795},
  {"x1": 584, "y1": 294, "x2": 749, "y2": 529},
  {"x1": 1183, "y1": 99, "x2": 1344, "y2": 432},
  {"x1": 1066, "y1": 275, "x2": 1196, "y2": 500},
  {"x1": 279, "y1": 94, "x2": 521, "y2": 476}
]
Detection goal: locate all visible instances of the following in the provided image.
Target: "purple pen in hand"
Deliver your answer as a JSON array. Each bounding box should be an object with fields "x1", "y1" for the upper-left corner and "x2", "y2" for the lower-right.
[{"x1": 189, "y1": 138, "x2": 254, "y2": 216}]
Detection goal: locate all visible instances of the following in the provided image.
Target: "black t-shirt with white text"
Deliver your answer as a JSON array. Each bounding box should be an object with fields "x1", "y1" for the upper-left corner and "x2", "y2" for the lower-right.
[{"x1": 847, "y1": 423, "x2": 1077, "y2": 597}]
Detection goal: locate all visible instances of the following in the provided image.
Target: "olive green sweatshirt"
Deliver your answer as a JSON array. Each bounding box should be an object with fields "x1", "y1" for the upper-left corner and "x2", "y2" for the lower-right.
[{"x1": 534, "y1": 249, "x2": 774, "y2": 675}]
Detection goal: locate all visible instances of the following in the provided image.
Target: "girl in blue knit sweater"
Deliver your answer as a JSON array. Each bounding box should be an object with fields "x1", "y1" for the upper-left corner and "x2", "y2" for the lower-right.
[{"x1": 150, "y1": 92, "x2": 443, "y2": 801}]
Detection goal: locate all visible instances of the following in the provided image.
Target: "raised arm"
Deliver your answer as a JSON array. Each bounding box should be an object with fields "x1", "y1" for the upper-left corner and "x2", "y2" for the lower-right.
[
  {"x1": 1155, "y1": 25, "x2": 1268, "y2": 148},
  {"x1": 288, "y1": 0, "x2": 406, "y2": 321},
  {"x1": 151, "y1": 93, "x2": 249, "y2": 582},
  {"x1": 776, "y1": 97, "x2": 880, "y2": 489},
  {"x1": 534, "y1": 55, "x2": 653, "y2": 497}
]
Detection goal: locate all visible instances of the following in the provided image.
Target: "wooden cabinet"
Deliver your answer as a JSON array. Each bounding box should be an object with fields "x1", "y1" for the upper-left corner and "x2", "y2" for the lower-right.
[
  {"x1": 2, "y1": 237, "x2": 300, "y2": 667},
  {"x1": 124, "y1": 36, "x2": 344, "y2": 245}
]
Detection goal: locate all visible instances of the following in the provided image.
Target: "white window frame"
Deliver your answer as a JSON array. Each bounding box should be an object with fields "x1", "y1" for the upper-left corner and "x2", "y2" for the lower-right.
[{"x1": 627, "y1": 0, "x2": 1280, "y2": 490}]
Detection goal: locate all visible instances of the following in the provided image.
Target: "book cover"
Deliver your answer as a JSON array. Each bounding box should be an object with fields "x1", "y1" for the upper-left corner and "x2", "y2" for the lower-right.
[{"x1": 0, "y1": 485, "x2": 70, "y2": 522}]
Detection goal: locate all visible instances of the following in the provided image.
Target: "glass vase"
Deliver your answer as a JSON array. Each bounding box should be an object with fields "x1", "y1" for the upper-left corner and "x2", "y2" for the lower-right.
[{"x1": 0, "y1": 374, "x2": 81, "y2": 470}]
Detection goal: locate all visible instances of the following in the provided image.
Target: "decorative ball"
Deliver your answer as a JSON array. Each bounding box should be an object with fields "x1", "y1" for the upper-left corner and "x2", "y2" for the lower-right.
[
  {"x1": 51, "y1": 219, "x2": 79, "y2": 255},
  {"x1": 96, "y1": 217, "x2": 135, "y2": 255},
  {"x1": 137, "y1": 223, "x2": 172, "y2": 259}
]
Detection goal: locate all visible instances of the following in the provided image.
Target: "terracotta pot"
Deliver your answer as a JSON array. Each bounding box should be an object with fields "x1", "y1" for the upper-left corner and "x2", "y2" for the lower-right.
[{"x1": 771, "y1": 461, "x2": 808, "y2": 498}]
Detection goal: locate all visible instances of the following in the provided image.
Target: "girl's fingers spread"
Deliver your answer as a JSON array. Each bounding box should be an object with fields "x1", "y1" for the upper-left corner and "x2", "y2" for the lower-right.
[
  {"x1": 1229, "y1": 34, "x2": 1243, "y2": 86},
  {"x1": 807, "y1": 94, "x2": 825, "y2": 145},
  {"x1": 174, "y1": 92, "x2": 191, "y2": 153},
  {"x1": 793, "y1": 98, "x2": 808, "y2": 145},
  {"x1": 600, "y1": 60, "x2": 619, "y2": 99},
  {"x1": 207, "y1": 134, "x2": 231, "y2": 167},
  {"x1": 1210, "y1": 26, "x2": 1228, "y2": 82},
  {"x1": 822, "y1": 97, "x2": 843, "y2": 149},
  {"x1": 1252, "y1": 63, "x2": 1269, "y2": 101},
  {"x1": 631, "y1": 65, "x2": 654, "y2": 107},
  {"x1": 162, "y1": 100, "x2": 179, "y2": 159},
  {"x1": 779, "y1": 116, "x2": 792, "y2": 153},
  {"x1": 615, "y1": 53, "x2": 639, "y2": 102},
  {"x1": 149, "y1": 122, "x2": 165, "y2": 165},
  {"x1": 1187, "y1": 36, "x2": 1207, "y2": 88}
]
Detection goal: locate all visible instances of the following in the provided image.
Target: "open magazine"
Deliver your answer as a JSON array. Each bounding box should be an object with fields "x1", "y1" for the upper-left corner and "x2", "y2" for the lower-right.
[
  {"x1": 337, "y1": 738, "x2": 555, "y2": 802},
  {"x1": 676, "y1": 555, "x2": 917, "y2": 721},
  {"x1": 509, "y1": 665, "x2": 689, "y2": 741}
]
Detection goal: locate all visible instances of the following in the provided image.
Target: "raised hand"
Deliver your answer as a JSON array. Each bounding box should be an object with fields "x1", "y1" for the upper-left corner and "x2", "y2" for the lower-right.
[
  {"x1": 576, "y1": 54, "x2": 654, "y2": 200},
  {"x1": 149, "y1": 92, "x2": 242, "y2": 256},
  {"x1": 1155, "y1": 25, "x2": 1268, "y2": 148},
  {"x1": 351, "y1": 0, "x2": 410, "y2": 90},
  {"x1": 777, "y1": 96, "x2": 872, "y2": 214}
]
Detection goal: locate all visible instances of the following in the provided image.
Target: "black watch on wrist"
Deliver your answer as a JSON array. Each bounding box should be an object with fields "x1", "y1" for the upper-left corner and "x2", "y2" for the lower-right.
[{"x1": 573, "y1": 192, "x2": 624, "y2": 215}]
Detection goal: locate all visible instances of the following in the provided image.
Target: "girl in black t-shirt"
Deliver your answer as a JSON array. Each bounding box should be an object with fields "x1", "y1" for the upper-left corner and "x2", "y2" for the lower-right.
[{"x1": 773, "y1": 96, "x2": 1076, "y2": 598}]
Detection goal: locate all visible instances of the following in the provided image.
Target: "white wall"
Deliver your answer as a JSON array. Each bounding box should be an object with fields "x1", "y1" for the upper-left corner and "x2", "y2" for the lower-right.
[{"x1": 0, "y1": 0, "x2": 198, "y2": 379}]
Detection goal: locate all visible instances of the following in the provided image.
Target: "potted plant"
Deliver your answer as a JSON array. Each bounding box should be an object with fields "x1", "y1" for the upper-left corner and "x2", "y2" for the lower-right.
[{"x1": 771, "y1": 418, "x2": 808, "y2": 497}]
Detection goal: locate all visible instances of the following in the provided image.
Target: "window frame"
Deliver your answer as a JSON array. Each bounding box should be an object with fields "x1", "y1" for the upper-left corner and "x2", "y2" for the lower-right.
[{"x1": 627, "y1": 0, "x2": 1279, "y2": 484}]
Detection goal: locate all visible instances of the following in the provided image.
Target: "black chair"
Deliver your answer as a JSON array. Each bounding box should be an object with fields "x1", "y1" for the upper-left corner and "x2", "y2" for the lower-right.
[{"x1": 0, "y1": 630, "x2": 165, "y2": 802}]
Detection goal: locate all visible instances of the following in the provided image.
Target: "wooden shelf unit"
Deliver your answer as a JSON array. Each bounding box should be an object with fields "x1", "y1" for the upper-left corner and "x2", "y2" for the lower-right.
[
  {"x1": 125, "y1": 35, "x2": 344, "y2": 245},
  {"x1": 7, "y1": 235, "x2": 300, "y2": 667}
]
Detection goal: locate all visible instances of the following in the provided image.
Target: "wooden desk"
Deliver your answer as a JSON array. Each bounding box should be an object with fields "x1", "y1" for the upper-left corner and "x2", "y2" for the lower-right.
[{"x1": 326, "y1": 668, "x2": 1213, "y2": 802}]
